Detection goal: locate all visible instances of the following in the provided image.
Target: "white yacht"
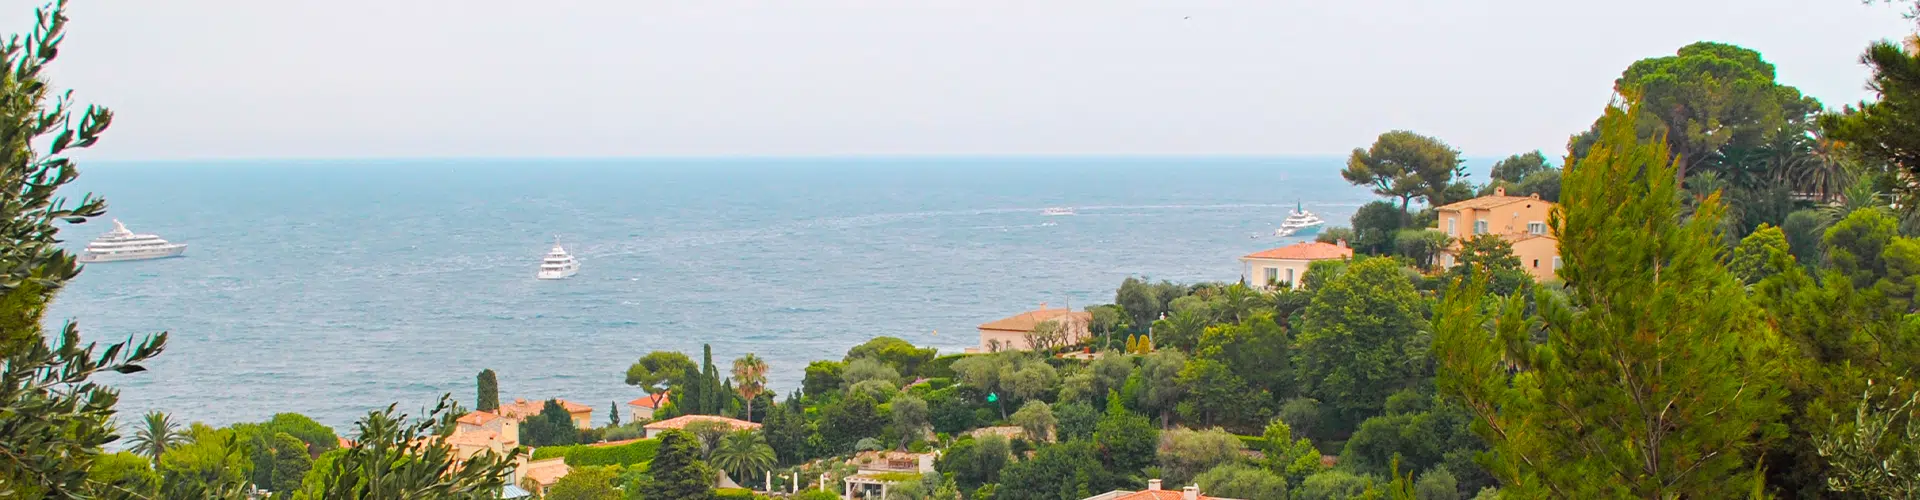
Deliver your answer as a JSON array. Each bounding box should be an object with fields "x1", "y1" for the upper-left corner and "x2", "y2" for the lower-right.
[
  {"x1": 1274, "y1": 202, "x2": 1326, "y2": 238},
  {"x1": 77, "y1": 220, "x2": 187, "y2": 263},
  {"x1": 536, "y1": 240, "x2": 579, "y2": 280},
  {"x1": 1042, "y1": 207, "x2": 1076, "y2": 216}
]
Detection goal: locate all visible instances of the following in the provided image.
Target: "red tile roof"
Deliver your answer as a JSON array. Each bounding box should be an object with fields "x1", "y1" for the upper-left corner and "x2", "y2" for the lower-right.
[
  {"x1": 641, "y1": 414, "x2": 761, "y2": 431},
  {"x1": 978, "y1": 308, "x2": 1090, "y2": 332},
  {"x1": 497, "y1": 399, "x2": 592, "y2": 420},
  {"x1": 456, "y1": 411, "x2": 500, "y2": 426},
  {"x1": 627, "y1": 392, "x2": 669, "y2": 409},
  {"x1": 1241, "y1": 242, "x2": 1353, "y2": 261}
]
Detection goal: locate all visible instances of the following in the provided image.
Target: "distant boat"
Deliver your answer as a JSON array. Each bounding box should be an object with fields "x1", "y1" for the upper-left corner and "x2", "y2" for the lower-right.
[
  {"x1": 536, "y1": 239, "x2": 579, "y2": 280},
  {"x1": 78, "y1": 220, "x2": 187, "y2": 263},
  {"x1": 1274, "y1": 202, "x2": 1326, "y2": 237},
  {"x1": 1042, "y1": 207, "x2": 1076, "y2": 216}
]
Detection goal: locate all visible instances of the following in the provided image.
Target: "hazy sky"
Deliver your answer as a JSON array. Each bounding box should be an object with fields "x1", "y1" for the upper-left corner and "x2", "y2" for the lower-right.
[{"x1": 6, "y1": 1, "x2": 1913, "y2": 160}]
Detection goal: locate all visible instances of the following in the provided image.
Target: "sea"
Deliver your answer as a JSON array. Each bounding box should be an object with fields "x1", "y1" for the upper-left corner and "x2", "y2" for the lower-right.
[{"x1": 46, "y1": 157, "x2": 1374, "y2": 431}]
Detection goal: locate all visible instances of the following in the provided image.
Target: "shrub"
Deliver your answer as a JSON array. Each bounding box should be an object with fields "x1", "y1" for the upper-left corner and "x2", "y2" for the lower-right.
[
  {"x1": 1236, "y1": 435, "x2": 1268, "y2": 450},
  {"x1": 531, "y1": 438, "x2": 661, "y2": 467},
  {"x1": 794, "y1": 490, "x2": 842, "y2": 500},
  {"x1": 714, "y1": 487, "x2": 758, "y2": 500}
]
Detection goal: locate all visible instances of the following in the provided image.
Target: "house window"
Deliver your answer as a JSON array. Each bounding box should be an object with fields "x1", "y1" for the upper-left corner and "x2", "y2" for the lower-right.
[
  {"x1": 1473, "y1": 220, "x2": 1488, "y2": 235},
  {"x1": 1533, "y1": 259, "x2": 1540, "y2": 268},
  {"x1": 1265, "y1": 268, "x2": 1278, "y2": 286},
  {"x1": 1553, "y1": 257, "x2": 1563, "y2": 270},
  {"x1": 1286, "y1": 268, "x2": 1296, "y2": 286},
  {"x1": 1527, "y1": 222, "x2": 1546, "y2": 235},
  {"x1": 1447, "y1": 218, "x2": 1456, "y2": 236}
]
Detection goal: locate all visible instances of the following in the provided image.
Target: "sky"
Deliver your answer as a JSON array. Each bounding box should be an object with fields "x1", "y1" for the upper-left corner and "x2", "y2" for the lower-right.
[{"x1": 3, "y1": 0, "x2": 1913, "y2": 160}]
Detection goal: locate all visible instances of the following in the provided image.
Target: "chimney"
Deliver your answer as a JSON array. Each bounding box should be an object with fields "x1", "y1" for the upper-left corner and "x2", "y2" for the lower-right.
[
  {"x1": 1494, "y1": 186, "x2": 1506, "y2": 196},
  {"x1": 1148, "y1": 479, "x2": 1162, "y2": 491},
  {"x1": 1183, "y1": 485, "x2": 1200, "y2": 500},
  {"x1": 1335, "y1": 239, "x2": 1348, "y2": 249},
  {"x1": 1531, "y1": 192, "x2": 1541, "y2": 199},
  {"x1": 1039, "y1": 302, "x2": 1047, "y2": 311}
]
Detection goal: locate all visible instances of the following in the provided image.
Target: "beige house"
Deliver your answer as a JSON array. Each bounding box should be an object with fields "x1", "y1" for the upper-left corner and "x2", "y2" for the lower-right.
[
  {"x1": 626, "y1": 391, "x2": 669, "y2": 422},
  {"x1": 448, "y1": 410, "x2": 521, "y2": 465},
  {"x1": 1432, "y1": 187, "x2": 1560, "y2": 280},
  {"x1": 1083, "y1": 479, "x2": 1244, "y2": 500},
  {"x1": 970, "y1": 305, "x2": 1092, "y2": 353},
  {"x1": 843, "y1": 451, "x2": 940, "y2": 498},
  {"x1": 641, "y1": 414, "x2": 762, "y2": 439},
  {"x1": 1240, "y1": 241, "x2": 1353, "y2": 290},
  {"x1": 496, "y1": 398, "x2": 595, "y2": 430}
]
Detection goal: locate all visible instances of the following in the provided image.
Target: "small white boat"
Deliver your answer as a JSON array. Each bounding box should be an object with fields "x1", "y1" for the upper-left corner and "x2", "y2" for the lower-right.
[
  {"x1": 536, "y1": 239, "x2": 579, "y2": 280},
  {"x1": 1042, "y1": 207, "x2": 1076, "y2": 216},
  {"x1": 77, "y1": 220, "x2": 187, "y2": 263},
  {"x1": 1274, "y1": 202, "x2": 1326, "y2": 238}
]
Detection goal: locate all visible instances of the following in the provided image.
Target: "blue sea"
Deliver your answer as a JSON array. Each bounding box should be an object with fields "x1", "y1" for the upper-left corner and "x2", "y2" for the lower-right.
[{"x1": 47, "y1": 158, "x2": 1372, "y2": 430}]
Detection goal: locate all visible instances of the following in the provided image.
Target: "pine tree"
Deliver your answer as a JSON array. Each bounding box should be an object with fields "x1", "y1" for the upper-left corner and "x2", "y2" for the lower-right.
[
  {"x1": 476, "y1": 369, "x2": 499, "y2": 412},
  {"x1": 641, "y1": 430, "x2": 716, "y2": 500},
  {"x1": 1434, "y1": 97, "x2": 1789, "y2": 497},
  {"x1": 608, "y1": 401, "x2": 620, "y2": 427}
]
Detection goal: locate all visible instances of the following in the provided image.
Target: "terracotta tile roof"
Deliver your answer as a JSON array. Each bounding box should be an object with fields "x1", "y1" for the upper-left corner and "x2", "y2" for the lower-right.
[
  {"x1": 497, "y1": 399, "x2": 593, "y2": 420},
  {"x1": 519, "y1": 457, "x2": 570, "y2": 486},
  {"x1": 457, "y1": 411, "x2": 500, "y2": 426},
  {"x1": 1241, "y1": 242, "x2": 1353, "y2": 261},
  {"x1": 641, "y1": 414, "x2": 762, "y2": 431},
  {"x1": 1434, "y1": 188, "x2": 1550, "y2": 212},
  {"x1": 627, "y1": 392, "x2": 669, "y2": 409},
  {"x1": 978, "y1": 308, "x2": 1091, "y2": 332},
  {"x1": 1089, "y1": 489, "x2": 1242, "y2": 500}
]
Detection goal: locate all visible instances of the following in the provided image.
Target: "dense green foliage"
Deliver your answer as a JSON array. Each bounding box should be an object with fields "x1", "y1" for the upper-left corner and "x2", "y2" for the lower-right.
[
  {"x1": 292, "y1": 397, "x2": 520, "y2": 499},
  {"x1": 531, "y1": 438, "x2": 661, "y2": 467},
  {"x1": 1342, "y1": 130, "x2": 1469, "y2": 209},
  {"x1": 641, "y1": 430, "x2": 716, "y2": 500},
  {"x1": 476, "y1": 369, "x2": 500, "y2": 411}
]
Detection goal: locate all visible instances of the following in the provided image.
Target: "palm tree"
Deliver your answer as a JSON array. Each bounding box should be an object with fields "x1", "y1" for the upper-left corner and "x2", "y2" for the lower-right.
[
  {"x1": 127, "y1": 411, "x2": 187, "y2": 462},
  {"x1": 730, "y1": 354, "x2": 768, "y2": 422},
  {"x1": 708, "y1": 431, "x2": 776, "y2": 482}
]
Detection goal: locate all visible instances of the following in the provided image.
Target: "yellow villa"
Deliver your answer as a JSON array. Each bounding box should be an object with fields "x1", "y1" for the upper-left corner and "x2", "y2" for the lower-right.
[
  {"x1": 1240, "y1": 241, "x2": 1353, "y2": 290},
  {"x1": 969, "y1": 304, "x2": 1092, "y2": 353},
  {"x1": 495, "y1": 398, "x2": 595, "y2": 430},
  {"x1": 1432, "y1": 186, "x2": 1560, "y2": 280}
]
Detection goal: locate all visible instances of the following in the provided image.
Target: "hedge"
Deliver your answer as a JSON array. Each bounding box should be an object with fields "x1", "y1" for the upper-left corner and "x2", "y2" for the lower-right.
[
  {"x1": 714, "y1": 487, "x2": 759, "y2": 500},
  {"x1": 1236, "y1": 435, "x2": 1268, "y2": 451},
  {"x1": 530, "y1": 438, "x2": 660, "y2": 467}
]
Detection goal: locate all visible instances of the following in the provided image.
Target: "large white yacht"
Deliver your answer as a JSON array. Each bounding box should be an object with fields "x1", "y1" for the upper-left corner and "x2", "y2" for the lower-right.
[
  {"x1": 536, "y1": 240, "x2": 579, "y2": 280},
  {"x1": 1274, "y1": 202, "x2": 1326, "y2": 238},
  {"x1": 77, "y1": 220, "x2": 187, "y2": 263}
]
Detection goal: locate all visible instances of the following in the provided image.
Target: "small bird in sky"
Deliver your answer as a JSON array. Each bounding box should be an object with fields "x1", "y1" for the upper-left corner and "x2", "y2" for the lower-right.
[{"x1": 1184, "y1": 16, "x2": 1191, "y2": 20}]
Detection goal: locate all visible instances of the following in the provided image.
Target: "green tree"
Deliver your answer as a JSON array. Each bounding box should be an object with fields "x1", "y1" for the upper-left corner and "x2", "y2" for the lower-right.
[
  {"x1": 845, "y1": 337, "x2": 938, "y2": 377},
  {"x1": 1814, "y1": 380, "x2": 1920, "y2": 498},
  {"x1": 761, "y1": 399, "x2": 809, "y2": 465},
  {"x1": 626, "y1": 351, "x2": 696, "y2": 398},
  {"x1": 1826, "y1": 208, "x2": 1900, "y2": 288},
  {"x1": 1297, "y1": 257, "x2": 1428, "y2": 428},
  {"x1": 937, "y1": 435, "x2": 1010, "y2": 493},
  {"x1": 248, "y1": 432, "x2": 312, "y2": 494},
  {"x1": 1446, "y1": 236, "x2": 1531, "y2": 296},
  {"x1": 701, "y1": 345, "x2": 722, "y2": 415},
  {"x1": 1092, "y1": 391, "x2": 1159, "y2": 477},
  {"x1": 546, "y1": 465, "x2": 621, "y2": 500},
  {"x1": 1176, "y1": 356, "x2": 1263, "y2": 430},
  {"x1": 892, "y1": 393, "x2": 931, "y2": 448},
  {"x1": 1782, "y1": 208, "x2": 1826, "y2": 265},
  {"x1": 996, "y1": 440, "x2": 1115, "y2": 500},
  {"x1": 157, "y1": 425, "x2": 252, "y2": 498},
  {"x1": 0, "y1": 4, "x2": 170, "y2": 497},
  {"x1": 640, "y1": 429, "x2": 716, "y2": 500},
  {"x1": 1087, "y1": 305, "x2": 1130, "y2": 350},
  {"x1": 1730, "y1": 223, "x2": 1792, "y2": 285},
  {"x1": 842, "y1": 357, "x2": 902, "y2": 387},
  {"x1": 1316, "y1": 227, "x2": 1356, "y2": 246},
  {"x1": 821, "y1": 391, "x2": 885, "y2": 453},
  {"x1": 1052, "y1": 401, "x2": 1099, "y2": 441},
  {"x1": 1195, "y1": 462, "x2": 1290, "y2": 500},
  {"x1": 1011, "y1": 401, "x2": 1057, "y2": 443},
  {"x1": 1415, "y1": 467, "x2": 1460, "y2": 500},
  {"x1": 608, "y1": 401, "x2": 620, "y2": 427},
  {"x1": 732, "y1": 353, "x2": 769, "y2": 422},
  {"x1": 1156, "y1": 427, "x2": 1244, "y2": 486},
  {"x1": 1136, "y1": 350, "x2": 1189, "y2": 428},
  {"x1": 522, "y1": 399, "x2": 581, "y2": 447},
  {"x1": 709, "y1": 430, "x2": 776, "y2": 483},
  {"x1": 476, "y1": 369, "x2": 500, "y2": 412},
  {"x1": 1821, "y1": 39, "x2": 1920, "y2": 199},
  {"x1": 1261, "y1": 418, "x2": 1324, "y2": 485},
  {"x1": 1395, "y1": 229, "x2": 1451, "y2": 270},
  {"x1": 1352, "y1": 201, "x2": 1411, "y2": 255},
  {"x1": 260, "y1": 413, "x2": 338, "y2": 458},
  {"x1": 802, "y1": 360, "x2": 845, "y2": 398},
  {"x1": 1297, "y1": 470, "x2": 1377, "y2": 500},
  {"x1": 1434, "y1": 100, "x2": 1788, "y2": 497},
  {"x1": 87, "y1": 452, "x2": 158, "y2": 499},
  {"x1": 1616, "y1": 41, "x2": 1819, "y2": 181},
  {"x1": 1345, "y1": 131, "x2": 1469, "y2": 209},
  {"x1": 294, "y1": 397, "x2": 520, "y2": 499},
  {"x1": 1490, "y1": 151, "x2": 1552, "y2": 183},
  {"x1": 128, "y1": 411, "x2": 189, "y2": 463}
]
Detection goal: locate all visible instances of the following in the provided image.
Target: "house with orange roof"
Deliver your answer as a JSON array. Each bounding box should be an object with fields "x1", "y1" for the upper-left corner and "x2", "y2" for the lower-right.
[
  {"x1": 626, "y1": 391, "x2": 670, "y2": 422},
  {"x1": 641, "y1": 414, "x2": 762, "y2": 439},
  {"x1": 495, "y1": 398, "x2": 595, "y2": 430},
  {"x1": 1240, "y1": 240, "x2": 1353, "y2": 291},
  {"x1": 1431, "y1": 186, "x2": 1559, "y2": 280},
  {"x1": 969, "y1": 304, "x2": 1092, "y2": 353},
  {"x1": 1082, "y1": 479, "x2": 1244, "y2": 500},
  {"x1": 514, "y1": 457, "x2": 571, "y2": 495}
]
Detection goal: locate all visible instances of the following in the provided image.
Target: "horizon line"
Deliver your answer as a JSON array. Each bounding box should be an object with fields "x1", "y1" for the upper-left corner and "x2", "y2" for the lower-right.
[{"x1": 77, "y1": 152, "x2": 1529, "y2": 164}]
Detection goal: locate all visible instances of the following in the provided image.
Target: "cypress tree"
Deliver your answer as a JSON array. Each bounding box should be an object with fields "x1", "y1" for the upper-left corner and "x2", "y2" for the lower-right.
[
  {"x1": 701, "y1": 344, "x2": 721, "y2": 415},
  {"x1": 1434, "y1": 98, "x2": 1789, "y2": 497},
  {"x1": 641, "y1": 430, "x2": 715, "y2": 500},
  {"x1": 476, "y1": 369, "x2": 499, "y2": 412},
  {"x1": 608, "y1": 401, "x2": 620, "y2": 427}
]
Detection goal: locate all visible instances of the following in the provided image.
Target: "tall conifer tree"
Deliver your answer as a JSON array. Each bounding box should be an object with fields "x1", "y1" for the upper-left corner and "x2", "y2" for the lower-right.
[{"x1": 1434, "y1": 97, "x2": 1789, "y2": 497}]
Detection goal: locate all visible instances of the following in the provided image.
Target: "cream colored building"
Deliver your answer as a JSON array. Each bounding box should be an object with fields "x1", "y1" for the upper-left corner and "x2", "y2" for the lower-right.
[
  {"x1": 1432, "y1": 187, "x2": 1560, "y2": 280},
  {"x1": 626, "y1": 391, "x2": 669, "y2": 422},
  {"x1": 641, "y1": 414, "x2": 762, "y2": 439},
  {"x1": 970, "y1": 305, "x2": 1092, "y2": 353},
  {"x1": 1240, "y1": 241, "x2": 1354, "y2": 290},
  {"x1": 496, "y1": 398, "x2": 595, "y2": 430}
]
